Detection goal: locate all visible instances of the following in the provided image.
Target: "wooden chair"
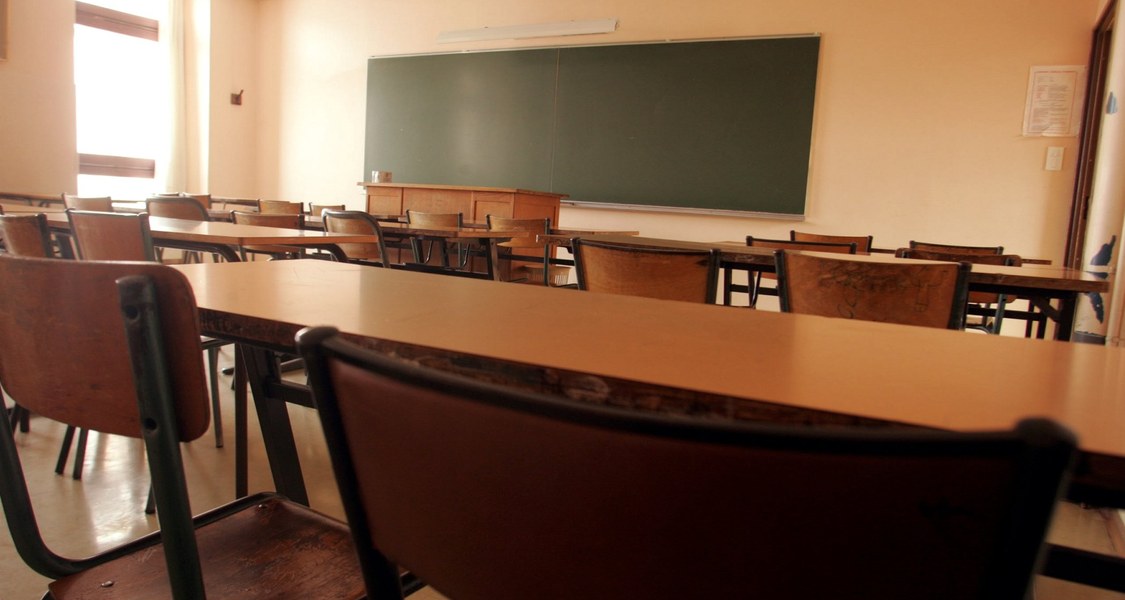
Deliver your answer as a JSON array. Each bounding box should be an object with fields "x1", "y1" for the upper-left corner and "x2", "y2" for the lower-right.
[
  {"x1": 776, "y1": 251, "x2": 971, "y2": 329},
  {"x1": 67, "y1": 209, "x2": 157, "y2": 262},
  {"x1": 896, "y1": 248, "x2": 1044, "y2": 336},
  {"x1": 737, "y1": 237, "x2": 857, "y2": 307},
  {"x1": 0, "y1": 213, "x2": 54, "y2": 434},
  {"x1": 790, "y1": 230, "x2": 873, "y2": 253},
  {"x1": 61, "y1": 194, "x2": 114, "y2": 212},
  {"x1": 909, "y1": 240, "x2": 1004, "y2": 255},
  {"x1": 182, "y1": 193, "x2": 212, "y2": 209},
  {"x1": 486, "y1": 215, "x2": 571, "y2": 286},
  {"x1": 0, "y1": 255, "x2": 365, "y2": 599},
  {"x1": 146, "y1": 196, "x2": 213, "y2": 263},
  {"x1": 0, "y1": 213, "x2": 54, "y2": 258},
  {"x1": 258, "y1": 199, "x2": 304, "y2": 215},
  {"x1": 147, "y1": 195, "x2": 211, "y2": 221},
  {"x1": 310, "y1": 204, "x2": 346, "y2": 217},
  {"x1": 404, "y1": 210, "x2": 466, "y2": 268},
  {"x1": 66, "y1": 210, "x2": 228, "y2": 456},
  {"x1": 321, "y1": 209, "x2": 394, "y2": 267},
  {"x1": 230, "y1": 210, "x2": 306, "y2": 259},
  {"x1": 573, "y1": 238, "x2": 719, "y2": 303},
  {"x1": 298, "y1": 325, "x2": 1076, "y2": 600},
  {"x1": 210, "y1": 196, "x2": 259, "y2": 213}
]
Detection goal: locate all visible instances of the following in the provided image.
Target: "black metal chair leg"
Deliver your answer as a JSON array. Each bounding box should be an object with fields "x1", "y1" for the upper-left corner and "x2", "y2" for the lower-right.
[
  {"x1": 55, "y1": 425, "x2": 76, "y2": 475},
  {"x1": 208, "y1": 346, "x2": 224, "y2": 448},
  {"x1": 72, "y1": 428, "x2": 89, "y2": 480}
]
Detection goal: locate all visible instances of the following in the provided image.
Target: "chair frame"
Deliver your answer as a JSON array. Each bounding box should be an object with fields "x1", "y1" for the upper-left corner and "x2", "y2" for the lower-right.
[
  {"x1": 298, "y1": 325, "x2": 1076, "y2": 600},
  {"x1": 230, "y1": 210, "x2": 306, "y2": 259},
  {"x1": 896, "y1": 248, "x2": 1043, "y2": 335},
  {"x1": 737, "y1": 237, "x2": 858, "y2": 307},
  {"x1": 146, "y1": 196, "x2": 211, "y2": 221},
  {"x1": 573, "y1": 238, "x2": 720, "y2": 303},
  {"x1": 405, "y1": 210, "x2": 467, "y2": 268},
  {"x1": 790, "y1": 230, "x2": 873, "y2": 253},
  {"x1": 776, "y1": 250, "x2": 972, "y2": 329},
  {"x1": 486, "y1": 214, "x2": 569, "y2": 286},
  {"x1": 0, "y1": 256, "x2": 364, "y2": 599},
  {"x1": 321, "y1": 209, "x2": 393, "y2": 267},
  {"x1": 66, "y1": 209, "x2": 157, "y2": 262},
  {"x1": 909, "y1": 240, "x2": 1004, "y2": 255},
  {"x1": 0, "y1": 213, "x2": 54, "y2": 258}
]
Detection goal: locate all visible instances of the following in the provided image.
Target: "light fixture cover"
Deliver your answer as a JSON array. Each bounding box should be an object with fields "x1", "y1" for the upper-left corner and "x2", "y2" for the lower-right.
[{"x1": 437, "y1": 18, "x2": 618, "y2": 44}]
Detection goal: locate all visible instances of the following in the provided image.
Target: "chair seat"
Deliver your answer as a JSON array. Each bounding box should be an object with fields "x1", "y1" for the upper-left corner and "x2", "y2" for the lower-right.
[{"x1": 48, "y1": 493, "x2": 365, "y2": 599}]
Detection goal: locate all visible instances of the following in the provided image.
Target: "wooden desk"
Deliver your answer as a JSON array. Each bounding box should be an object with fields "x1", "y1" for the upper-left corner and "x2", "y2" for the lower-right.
[
  {"x1": 361, "y1": 182, "x2": 565, "y2": 225},
  {"x1": 0, "y1": 192, "x2": 63, "y2": 207},
  {"x1": 173, "y1": 259, "x2": 1125, "y2": 500},
  {"x1": 558, "y1": 235, "x2": 1111, "y2": 341},
  {"x1": 173, "y1": 258, "x2": 1125, "y2": 591},
  {"x1": 45, "y1": 213, "x2": 379, "y2": 262}
]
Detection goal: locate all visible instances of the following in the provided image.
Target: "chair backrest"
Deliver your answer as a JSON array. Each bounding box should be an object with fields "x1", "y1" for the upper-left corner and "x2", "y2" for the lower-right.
[
  {"x1": 776, "y1": 251, "x2": 971, "y2": 329},
  {"x1": 747, "y1": 236, "x2": 857, "y2": 253},
  {"x1": 181, "y1": 193, "x2": 212, "y2": 209},
  {"x1": 896, "y1": 248, "x2": 1021, "y2": 305},
  {"x1": 310, "y1": 204, "x2": 347, "y2": 217},
  {"x1": 486, "y1": 215, "x2": 550, "y2": 249},
  {"x1": 67, "y1": 209, "x2": 157, "y2": 261},
  {"x1": 322, "y1": 210, "x2": 390, "y2": 265},
  {"x1": 62, "y1": 194, "x2": 114, "y2": 212},
  {"x1": 0, "y1": 255, "x2": 211, "y2": 591},
  {"x1": 0, "y1": 214, "x2": 54, "y2": 257},
  {"x1": 259, "y1": 199, "x2": 304, "y2": 215},
  {"x1": 231, "y1": 210, "x2": 303, "y2": 229},
  {"x1": 790, "y1": 230, "x2": 873, "y2": 253},
  {"x1": 910, "y1": 240, "x2": 1004, "y2": 255},
  {"x1": 573, "y1": 238, "x2": 719, "y2": 303},
  {"x1": 211, "y1": 196, "x2": 259, "y2": 212},
  {"x1": 405, "y1": 210, "x2": 463, "y2": 228},
  {"x1": 146, "y1": 196, "x2": 211, "y2": 221},
  {"x1": 746, "y1": 237, "x2": 857, "y2": 284},
  {"x1": 298, "y1": 326, "x2": 1076, "y2": 600}
]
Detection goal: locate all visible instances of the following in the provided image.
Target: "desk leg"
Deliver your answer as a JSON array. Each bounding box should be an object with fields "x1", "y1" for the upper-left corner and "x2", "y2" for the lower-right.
[
  {"x1": 238, "y1": 344, "x2": 309, "y2": 505},
  {"x1": 486, "y1": 238, "x2": 500, "y2": 281},
  {"x1": 1054, "y1": 295, "x2": 1076, "y2": 342},
  {"x1": 234, "y1": 352, "x2": 248, "y2": 499}
]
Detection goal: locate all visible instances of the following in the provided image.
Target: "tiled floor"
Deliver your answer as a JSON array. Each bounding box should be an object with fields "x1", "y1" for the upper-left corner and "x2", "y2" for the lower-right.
[{"x1": 0, "y1": 346, "x2": 1120, "y2": 599}]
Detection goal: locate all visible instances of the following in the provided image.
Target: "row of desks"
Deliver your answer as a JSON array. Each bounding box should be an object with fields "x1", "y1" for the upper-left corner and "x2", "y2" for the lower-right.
[
  {"x1": 17, "y1": 205, "x2": 1125, "y2": 588},
  {"x1": 172, "y1": 258, "x2": 1125, "y2": 590},
  {"x1": 543, "y1": 234, "x2": 1110, "y2": 341},
  {"x1": 35, "y1": 211, "x2": 1110, "y2": 341}
]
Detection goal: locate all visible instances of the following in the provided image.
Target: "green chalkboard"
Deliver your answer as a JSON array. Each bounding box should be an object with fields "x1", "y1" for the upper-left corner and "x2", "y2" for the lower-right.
[{"x1": 365, "y1": 36, "x2": 819, "y2": 216}]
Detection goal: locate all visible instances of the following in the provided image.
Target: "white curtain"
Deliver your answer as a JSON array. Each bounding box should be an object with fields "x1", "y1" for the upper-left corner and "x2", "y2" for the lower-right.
[{"x1": 158, "y1": 0, "x2": 188, "y2": 192}]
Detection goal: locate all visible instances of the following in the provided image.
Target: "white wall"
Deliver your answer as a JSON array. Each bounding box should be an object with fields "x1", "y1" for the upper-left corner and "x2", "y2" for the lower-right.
[{"x1": 243, "y1": 0, "x2": 1099, "y2": 261}]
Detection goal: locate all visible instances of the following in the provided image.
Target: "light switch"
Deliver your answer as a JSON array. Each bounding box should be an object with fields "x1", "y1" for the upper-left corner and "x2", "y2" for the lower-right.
[{"x1": 1045, "y1": 146, "x2": 1064, "y2": 171}]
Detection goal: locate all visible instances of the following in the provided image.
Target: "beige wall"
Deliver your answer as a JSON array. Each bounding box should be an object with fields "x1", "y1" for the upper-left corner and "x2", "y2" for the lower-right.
[
  {"x1": 0, "y1": 1, "x2": 76, "y2": 194},
  {"x1": 0, "y1": 1, "x2": 1103, "y2": 264},
  {"x1": 209, "y1": 0, "x2": 259, "y2": 197},
  {"x1": 247, "y1": 0, "x2": 1100, "y2": 261}
]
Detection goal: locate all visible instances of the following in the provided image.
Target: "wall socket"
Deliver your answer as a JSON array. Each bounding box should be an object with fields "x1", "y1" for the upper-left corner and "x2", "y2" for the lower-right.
[{"x1": 1045, "y1": 146, "x2": 1064, "y2": 171}]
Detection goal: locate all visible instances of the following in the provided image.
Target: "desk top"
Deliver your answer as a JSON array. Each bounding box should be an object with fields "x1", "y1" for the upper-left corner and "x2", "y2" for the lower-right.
[
  {"x1": 46, "y1": 213, "x2": 379, "y2": 246},
  {"x1": 174, "y1": 259, "x2": 1125, "y2": 490},
  {"x1": 558, "y1": 235, "x2": 1111, "y2": 295}
]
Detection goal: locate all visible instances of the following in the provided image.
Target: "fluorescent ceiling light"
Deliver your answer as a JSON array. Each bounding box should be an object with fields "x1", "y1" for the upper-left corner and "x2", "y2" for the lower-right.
[{"x1": 437, "y1": 18, "x2": 618, "y2": 44}]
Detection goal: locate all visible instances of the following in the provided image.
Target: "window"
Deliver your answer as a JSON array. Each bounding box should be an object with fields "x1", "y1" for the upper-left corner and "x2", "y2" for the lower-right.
[{"x1": 74, "y1": 1, "x2": 165, "y2": 198}]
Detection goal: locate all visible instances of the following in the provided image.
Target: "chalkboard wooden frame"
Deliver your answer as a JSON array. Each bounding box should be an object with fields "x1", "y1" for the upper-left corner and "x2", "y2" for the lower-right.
[{"x1": 365, "y1": 35, "x2": 819, "y2": 217}]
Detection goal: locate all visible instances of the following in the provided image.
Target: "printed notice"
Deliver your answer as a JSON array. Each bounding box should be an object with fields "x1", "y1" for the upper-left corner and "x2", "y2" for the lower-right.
[{"x1": 1022, "y1": 66, "x2": 1086, "y2": 137}]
